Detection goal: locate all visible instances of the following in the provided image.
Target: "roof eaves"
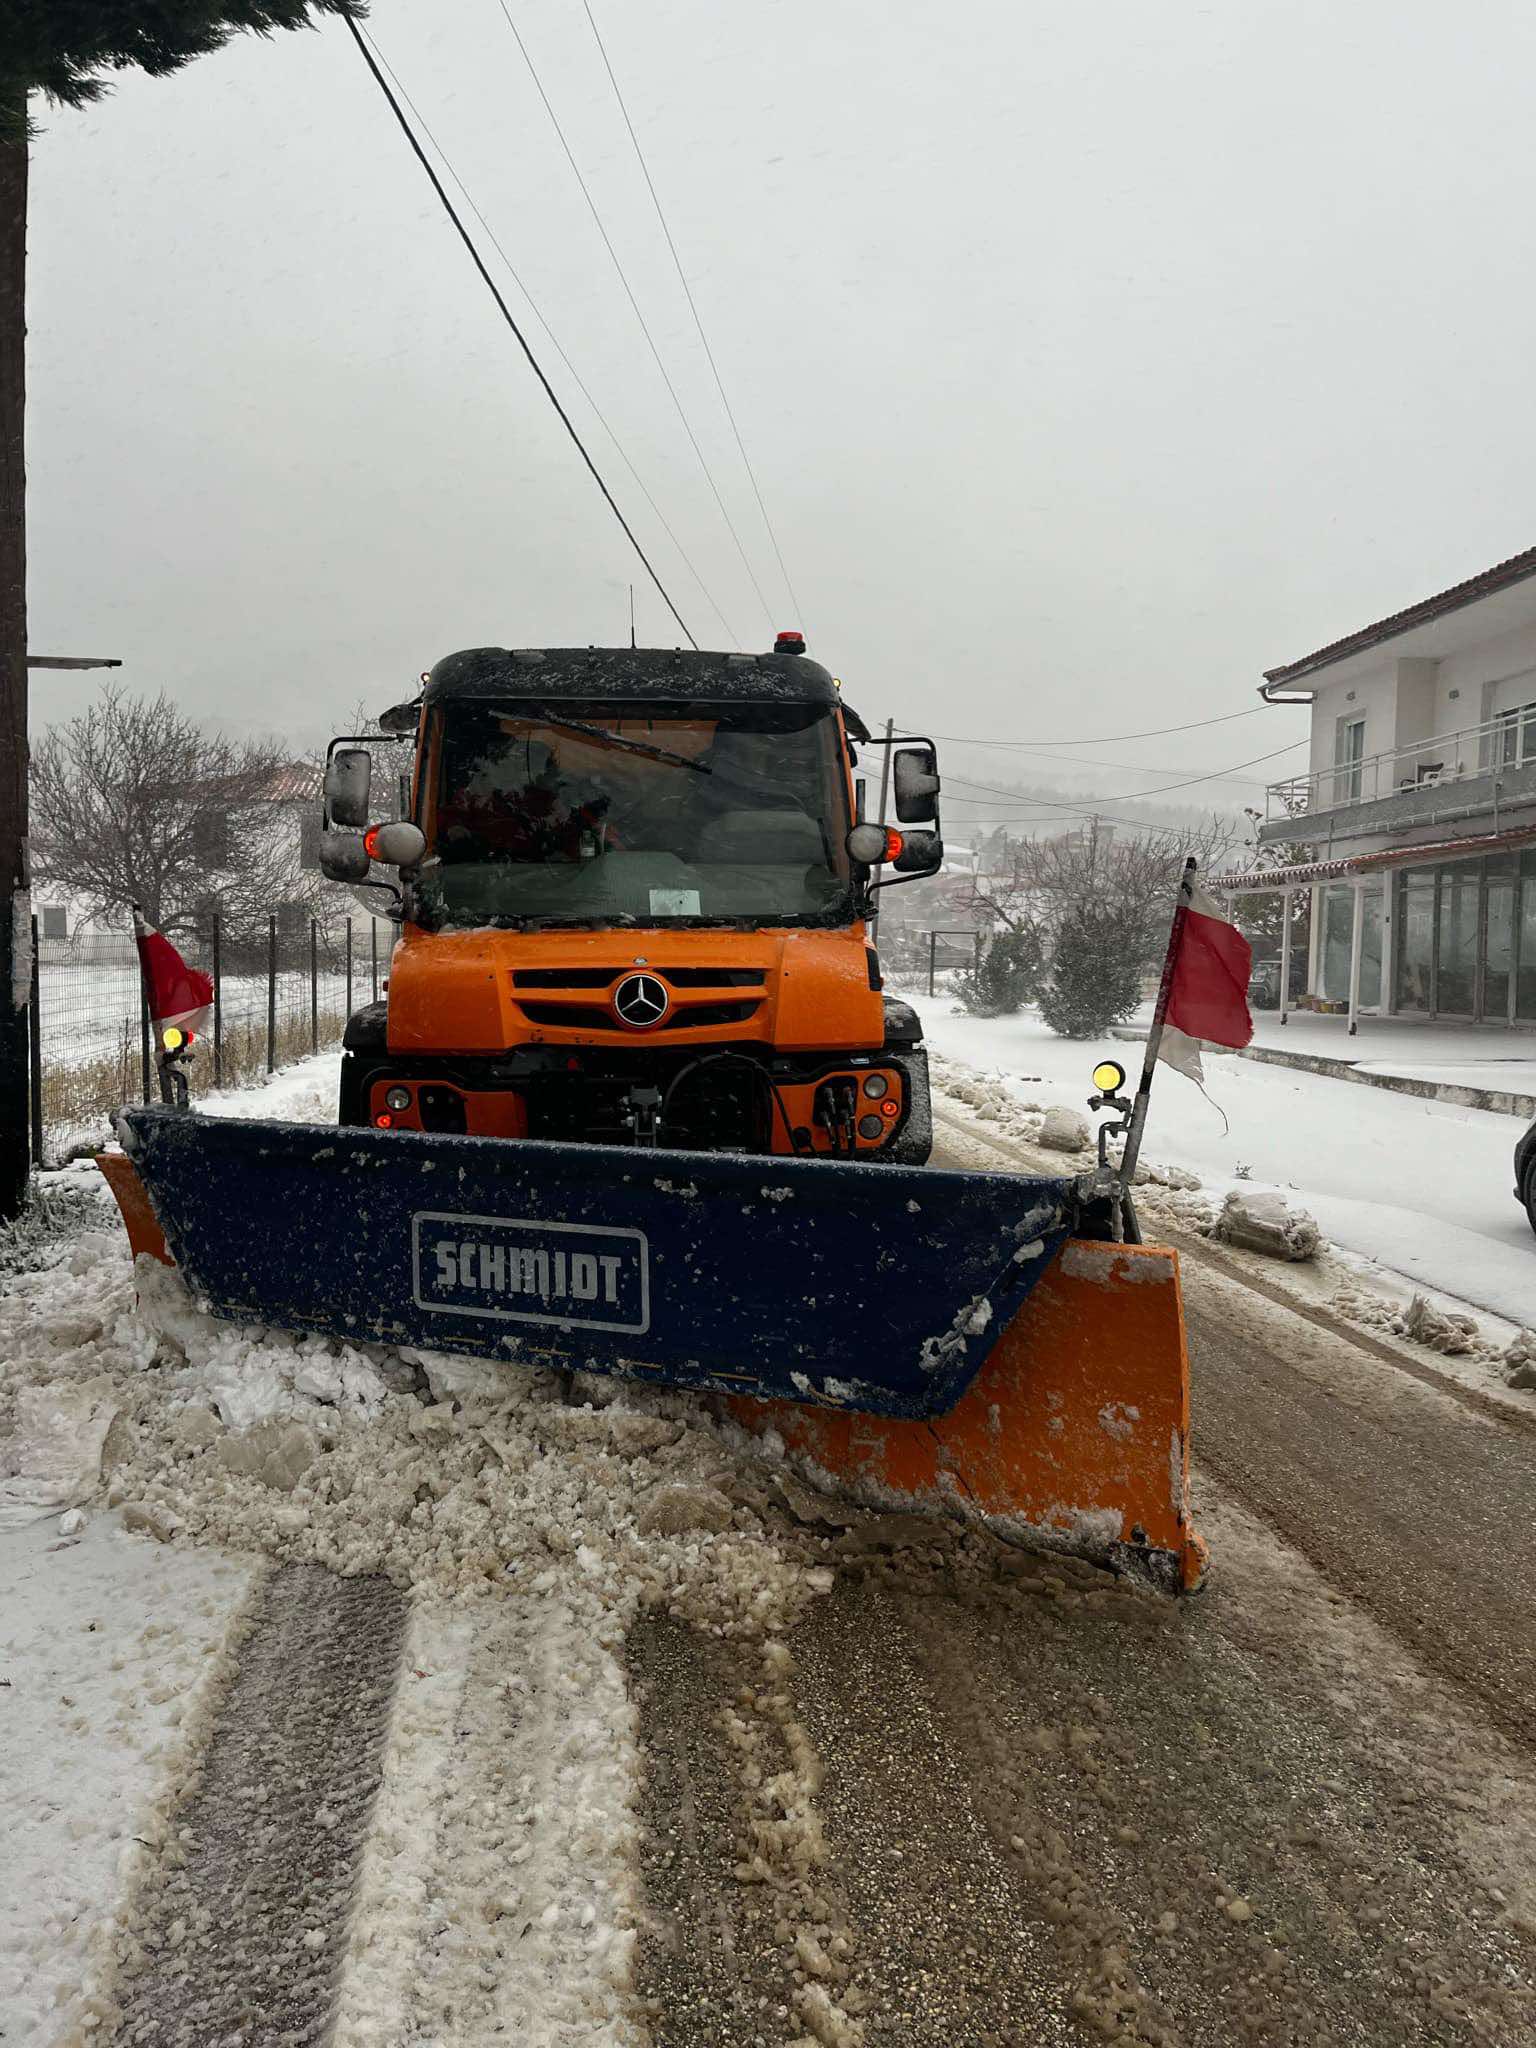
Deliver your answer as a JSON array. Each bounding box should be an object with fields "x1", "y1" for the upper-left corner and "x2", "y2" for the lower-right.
[{"x1": 1261, "y1": 545, "x2": 1536, "y2": 690}]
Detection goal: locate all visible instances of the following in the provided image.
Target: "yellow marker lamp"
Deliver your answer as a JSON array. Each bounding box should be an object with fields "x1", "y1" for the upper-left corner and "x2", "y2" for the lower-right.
[
  {"x1": 1092, "y1": 1060, "x2": 1126, "y2": 1094},
  {"x1": 161, "y1": 1026, "x2": 185, "y2": 1053}
]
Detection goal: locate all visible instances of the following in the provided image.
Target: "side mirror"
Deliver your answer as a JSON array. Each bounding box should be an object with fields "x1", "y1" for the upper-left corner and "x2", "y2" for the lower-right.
[
  {"x1": 325, "y1": 746, "x2": 373, "y2": 829},
  {"x1": 321, "y1": 830, "x2": 371, "y2": 882},
  {"x1": 892, "y1": 743, "x2": 940, "y2": 823},
  {"x1": 893, "y1": 829, "x2": 942, "y2": 875}
]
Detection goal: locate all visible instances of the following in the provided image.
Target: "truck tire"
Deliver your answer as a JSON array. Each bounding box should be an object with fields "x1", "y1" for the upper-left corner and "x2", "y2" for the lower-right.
[
  {"x1": 1524, "y1": 1159, "x2": 1536, "y2": 1241},
  {"x1": 338, "y1": 1003, "x2": 388, "y2": 1127}
]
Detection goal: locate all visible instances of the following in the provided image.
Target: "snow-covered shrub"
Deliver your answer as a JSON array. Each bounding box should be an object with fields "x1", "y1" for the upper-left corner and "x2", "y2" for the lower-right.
[
  {"x1": 952, "y1": 924, "x2": 1043, "y2": 1016},
  {"x1": 1038, "y1": 910, "x2": 1141, "y2": 1038}
]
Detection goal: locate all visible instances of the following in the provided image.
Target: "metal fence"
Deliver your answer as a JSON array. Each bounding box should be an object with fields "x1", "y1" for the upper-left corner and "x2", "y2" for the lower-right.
[{"x1": 31, "y1": 913, "x2": 391, "y2": 1163}]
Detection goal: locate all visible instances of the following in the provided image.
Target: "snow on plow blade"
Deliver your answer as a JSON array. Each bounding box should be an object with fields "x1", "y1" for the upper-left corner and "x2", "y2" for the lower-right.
[
  {"x1": 727, "y1": 1240, "x2": 1204, "y2": 1593},
  {"x1": 101, "y1": 1109, "x2": 1202, "y2": 1590}
]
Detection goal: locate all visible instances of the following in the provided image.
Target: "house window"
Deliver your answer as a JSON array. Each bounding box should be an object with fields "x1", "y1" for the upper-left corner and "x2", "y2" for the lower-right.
[
  {"x1": 1495, "y1": 701, "x2": 1536, "y2": 767},
  {"x1": 299, "y1": 809, "x2": 322, "y2": 869},
  {"x1": 193, "y1": 811, "x2": 231, "y2": 866},
  {"x1": 39, "y1": 905, "x2": 66, "y2": 941},
  {"x1": 1334, "y1": 717, "x2": 1365, "y2": 803}
]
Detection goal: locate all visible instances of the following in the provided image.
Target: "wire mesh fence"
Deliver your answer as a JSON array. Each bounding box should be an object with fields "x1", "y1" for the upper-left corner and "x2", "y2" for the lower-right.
[{"x1": 32, "y1": 914, "x2": 391, "y2": 1163}]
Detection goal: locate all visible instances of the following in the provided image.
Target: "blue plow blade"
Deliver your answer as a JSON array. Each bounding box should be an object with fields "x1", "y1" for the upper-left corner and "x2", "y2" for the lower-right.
[{"x1": 114, "y1": 1109, "x2": 1082, "y2": 1421}]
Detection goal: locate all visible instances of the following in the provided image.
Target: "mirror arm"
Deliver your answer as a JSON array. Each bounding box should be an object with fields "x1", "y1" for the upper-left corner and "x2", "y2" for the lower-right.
[{"x1": 866, "y1": 863, "x2": 942, "y2": 894}]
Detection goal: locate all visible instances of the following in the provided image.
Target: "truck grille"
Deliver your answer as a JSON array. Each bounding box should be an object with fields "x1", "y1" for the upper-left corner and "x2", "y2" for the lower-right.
[
  {"x1": 516, "y1": 998, "x2": 762, "y2": 1032},
  {"x1": 511, "y1": 966, "x2": 766, "y2": 990}
]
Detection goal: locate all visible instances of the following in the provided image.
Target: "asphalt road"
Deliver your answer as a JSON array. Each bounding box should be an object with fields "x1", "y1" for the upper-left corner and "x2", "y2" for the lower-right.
[{"x1": 932, "y1": 1104, "x2": 1536, "y2": 1753}]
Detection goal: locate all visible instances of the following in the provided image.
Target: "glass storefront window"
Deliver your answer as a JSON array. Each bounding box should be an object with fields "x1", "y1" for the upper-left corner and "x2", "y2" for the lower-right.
[
  {"x1": 1319, "y1": 881, "x2": 1382, "y2": 1007},
  {"x1": 1395, "y1": 869, "x2": 1435, "y2": 1012},
  {"x1": 1321, "y1": 885, "x2": 1354, "y2": 1003},
  {"x1": 1518, "y1": 850, "x2": 1536, "y2": 1022},
  {"x1": 1360, "y1": 884, "x2": 1382, "y2": 1007},
  {"x1": 1436, "y1": 865, "x2": 1480, "y2": 1014},
  {"x1": 1484, "y1": 856, "x2": 1516, "y2": 1022}
]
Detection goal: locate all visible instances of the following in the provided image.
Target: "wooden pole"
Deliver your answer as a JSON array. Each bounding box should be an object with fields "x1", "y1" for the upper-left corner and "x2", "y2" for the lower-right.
[
  {"x1": 27, "y1": 910, "x2": 41, "y2": 1163},
  {"x1": 212, "y1": 913, "x2": 223, "y2": 1085},
  {"x1": 266, "y1": 913, "x2": 277, "y2": 1073}
]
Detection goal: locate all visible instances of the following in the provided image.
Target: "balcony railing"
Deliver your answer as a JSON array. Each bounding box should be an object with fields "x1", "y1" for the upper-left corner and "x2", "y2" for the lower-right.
[{"x1": 1265, "y1": 708, "x2": 1536, "y2": 824}]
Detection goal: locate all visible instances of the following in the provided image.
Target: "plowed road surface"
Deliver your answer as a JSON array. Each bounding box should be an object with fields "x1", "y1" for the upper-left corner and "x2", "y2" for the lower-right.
[{"x1": 93, "y1": 1099, "x2": 1536, "y2": 2047}]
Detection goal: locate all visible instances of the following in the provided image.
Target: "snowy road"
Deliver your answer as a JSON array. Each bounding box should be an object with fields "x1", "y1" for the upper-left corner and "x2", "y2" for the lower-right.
[
  {"x1": 7, "y1": 1055, "x2": 1536, "y2": 2045},
  {"x1": 932, "y1": 1103, "x2": 1536, "y2": 1753}
]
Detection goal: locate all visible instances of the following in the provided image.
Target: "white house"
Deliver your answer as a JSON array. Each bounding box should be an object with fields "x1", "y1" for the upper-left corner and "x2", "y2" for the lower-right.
[{"x1": 1224, "y1": 547, "x2": 1536, "y2": 1030}]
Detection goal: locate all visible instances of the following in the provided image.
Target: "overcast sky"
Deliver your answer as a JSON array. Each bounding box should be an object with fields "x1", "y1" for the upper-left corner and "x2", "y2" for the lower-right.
[{"x1": 25, "y1": 0, "x2": 1536, "y2": 824}]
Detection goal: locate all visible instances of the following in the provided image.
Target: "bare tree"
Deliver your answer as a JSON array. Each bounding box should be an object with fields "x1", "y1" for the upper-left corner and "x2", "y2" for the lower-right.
[
  {"x1": 1232, "y1": 800, "x2": 1314, "y2": 974},
  {"x1": 31, "y1": 687, "x2": 327, "y2": 946},
  {"x1": 971, "y1": 814, "x2": 1245, "y2": 974}
]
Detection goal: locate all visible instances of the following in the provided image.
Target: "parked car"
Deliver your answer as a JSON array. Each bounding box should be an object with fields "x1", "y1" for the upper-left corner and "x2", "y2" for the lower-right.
[
  {"x1": 1247, "y1": 955, "x2": 1307, "y2": 1011},
  {"x1": 1516, "y1": 1116, "x2": 1536, "y2": 1240}
]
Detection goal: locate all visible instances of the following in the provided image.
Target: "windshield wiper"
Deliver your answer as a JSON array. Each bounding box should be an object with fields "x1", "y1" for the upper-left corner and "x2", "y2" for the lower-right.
[{"x1": 538, "y1": 716, "x2": 710, "y2": 775}]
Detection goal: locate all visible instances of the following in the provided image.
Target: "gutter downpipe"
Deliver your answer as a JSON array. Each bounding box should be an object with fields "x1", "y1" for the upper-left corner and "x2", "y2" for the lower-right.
[
  {"x1": 1347, "y1": 879, "x2": 1365, "y2": 1037},
  {"x1": 1279, "y1": 887, "x2": 1293, "y2": 1027}
]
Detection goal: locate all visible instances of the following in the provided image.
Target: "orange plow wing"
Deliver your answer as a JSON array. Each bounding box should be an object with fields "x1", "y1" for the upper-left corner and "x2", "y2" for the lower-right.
[{"x1": 728, "y1": 1239, "x2": 1205, "y2": 1593}]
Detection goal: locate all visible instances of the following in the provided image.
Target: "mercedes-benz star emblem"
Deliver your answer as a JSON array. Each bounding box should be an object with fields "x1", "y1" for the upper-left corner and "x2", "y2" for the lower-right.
[{"x1": 613, "y1": 972, "x2": 669, "y2": 1029}]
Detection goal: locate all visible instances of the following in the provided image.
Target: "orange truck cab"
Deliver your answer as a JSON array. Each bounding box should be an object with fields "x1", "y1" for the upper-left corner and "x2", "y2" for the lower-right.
[{"x1": 320, "y1": 639, "x2": 945, "y2": 1162}]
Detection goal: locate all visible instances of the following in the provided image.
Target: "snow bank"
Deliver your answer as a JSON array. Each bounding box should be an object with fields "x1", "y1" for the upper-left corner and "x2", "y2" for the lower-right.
[{"x1": 914, "y1": 998, "x2": 1536, "y2": 1328}]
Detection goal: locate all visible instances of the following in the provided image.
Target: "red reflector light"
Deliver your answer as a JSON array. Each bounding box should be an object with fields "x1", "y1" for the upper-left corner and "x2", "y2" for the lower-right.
[
  {"x1": 883, "y1": 828, "x2": 904, "y2": 860},
  {"x1": 880, "y1": 1095, "x2": 899, "y2": 1116},
  {"x1": 363, "y1": 824, "x2": 383, "y2": 859},
  {"x1": 374, "y1": 1112, "x2": 393, "y2": 1127}
]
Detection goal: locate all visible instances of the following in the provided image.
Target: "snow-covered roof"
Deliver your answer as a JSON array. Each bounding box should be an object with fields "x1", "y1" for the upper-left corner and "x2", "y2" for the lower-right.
[
  {"x1": 1262, "y1": 544, "x2": 1536, "y2": 693},
  {"x1": 1212, "y1": 819, "x2": 1536, "y2": 891}
]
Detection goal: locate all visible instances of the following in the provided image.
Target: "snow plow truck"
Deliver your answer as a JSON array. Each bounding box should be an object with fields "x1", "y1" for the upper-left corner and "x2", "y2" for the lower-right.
[{"x1": 99, "y1": 636, "x2": 1205, "y2": 1591}]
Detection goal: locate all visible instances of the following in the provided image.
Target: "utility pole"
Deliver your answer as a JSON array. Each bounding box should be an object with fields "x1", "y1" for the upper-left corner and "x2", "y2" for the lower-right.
[
  {"x1": 872, "y1": 717, "x2": 895, "y2": 943},
  {"x1": 875, "y1": 717, "x2": 895, "y2": 830},
  {"x1": 0, "y1": 654, "x2": 122, "y2": 1218},
  {"x1": 0, "y1": 119, "x2": 28, "y2": 1223}
]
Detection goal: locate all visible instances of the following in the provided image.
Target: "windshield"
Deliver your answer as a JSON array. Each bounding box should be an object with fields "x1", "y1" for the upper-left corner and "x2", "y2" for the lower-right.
[{"x1": 417, "y1": 699, "x2": 853, "y2": 928}]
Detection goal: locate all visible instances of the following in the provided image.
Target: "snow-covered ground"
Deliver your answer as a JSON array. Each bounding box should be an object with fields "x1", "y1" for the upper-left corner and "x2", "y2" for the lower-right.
[
  {"x1": 1241, "y1": 1009, "x2": 1536, "y2": 1100},
  {"x1": 0, "y1": 1051, "x2": 849, "y2": 2047},
  {"x1": 0, "y1": 1516, "x2": 256, "y2": 2042},
  {"x1": 910, "y1": 994, "x2": 1536, "y2": 1329}
]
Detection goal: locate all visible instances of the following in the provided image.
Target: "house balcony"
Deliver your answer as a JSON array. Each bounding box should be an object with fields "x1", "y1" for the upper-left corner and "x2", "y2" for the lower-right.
[{"x1": 1257, "y1": 711, "x2": 1536, "y2": 849}]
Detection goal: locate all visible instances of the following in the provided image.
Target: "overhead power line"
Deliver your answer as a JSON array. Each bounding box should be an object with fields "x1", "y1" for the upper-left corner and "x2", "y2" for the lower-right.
[
  {"x1": 908, "y1": 741, "x2": 1272, "y2": 782},
  {"x1": 362, "y1": 31, "x2": 736, "y2": 646},
  {"x1": 580, "y1": 0, "x2": 806, "y2": 627},
  {"x1": 918, "y1": 703, "x2": 1275, "y2": 748},
  {"x1": 938, "y1": 736, "x2": 1308, "y2": 808},
  {"x1": 344, "y1": 18, "x2": 698, "y2": 647},
  {"x1": 495, "y1": 0, "x2": 777, "y2": 633}
]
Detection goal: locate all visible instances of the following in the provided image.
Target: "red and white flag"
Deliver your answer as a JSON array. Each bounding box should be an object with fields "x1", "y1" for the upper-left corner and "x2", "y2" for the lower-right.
[
  {"x1": 133, "y1": 907, "x2": 213, "y2": 1040},
  {"x1": 1157, "y1": 877, "x2": 1253, "y2": 1085}
]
